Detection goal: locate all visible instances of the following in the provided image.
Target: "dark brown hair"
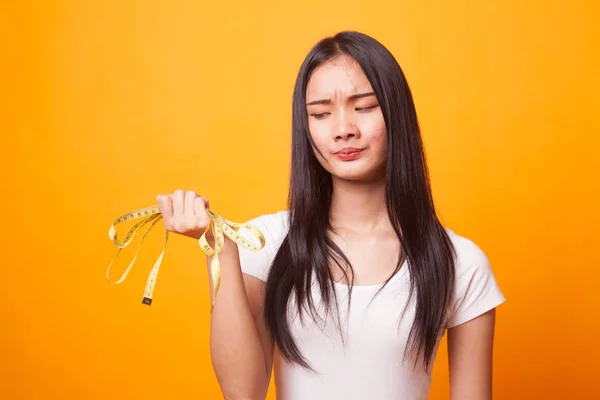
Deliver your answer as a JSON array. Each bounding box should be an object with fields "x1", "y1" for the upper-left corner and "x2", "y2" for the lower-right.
[{"x1": 264, "y1": 31, "x2": 456, "y2": 371}]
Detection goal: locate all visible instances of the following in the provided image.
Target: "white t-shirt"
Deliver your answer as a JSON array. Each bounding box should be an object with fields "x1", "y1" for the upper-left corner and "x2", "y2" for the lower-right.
[{"x1": 237, "y1": 210, "x2": 506, "y2": 400}]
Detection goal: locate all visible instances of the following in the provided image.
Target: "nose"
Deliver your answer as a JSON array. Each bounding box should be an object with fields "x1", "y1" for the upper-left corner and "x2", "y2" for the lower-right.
[{"x1": 334, "y1": 110, "x2": 359, "y2": 141}]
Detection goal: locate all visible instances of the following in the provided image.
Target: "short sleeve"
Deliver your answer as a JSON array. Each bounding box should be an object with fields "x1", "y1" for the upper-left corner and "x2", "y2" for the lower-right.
[
  {"x1": 446, "y1": 232, "x2": 506, "y2": 328},
  {"x1": 237, "y1": 210, "x2": 289, "y2": 282}
]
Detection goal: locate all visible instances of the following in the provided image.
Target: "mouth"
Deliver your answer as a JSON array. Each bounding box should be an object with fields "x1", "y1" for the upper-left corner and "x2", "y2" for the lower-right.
[{"x1": 335, "y1": 147, "x2": 364, "y2": 161}]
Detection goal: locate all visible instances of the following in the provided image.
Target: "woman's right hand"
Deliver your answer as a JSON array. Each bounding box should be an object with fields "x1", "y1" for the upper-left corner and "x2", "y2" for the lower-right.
[{"x1": 156, "y1": 190, "x2": 211, "y2": 240}]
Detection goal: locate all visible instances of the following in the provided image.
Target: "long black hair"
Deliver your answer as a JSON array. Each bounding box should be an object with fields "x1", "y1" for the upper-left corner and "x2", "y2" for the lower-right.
[{"x1": 264, "y1": 31, "x2": 456, "y2": 371}]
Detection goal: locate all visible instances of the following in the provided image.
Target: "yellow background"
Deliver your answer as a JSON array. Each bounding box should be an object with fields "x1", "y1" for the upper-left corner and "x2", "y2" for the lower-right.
[{"x1": 2, "y1": 0, "x2": 599, "y2": 399}]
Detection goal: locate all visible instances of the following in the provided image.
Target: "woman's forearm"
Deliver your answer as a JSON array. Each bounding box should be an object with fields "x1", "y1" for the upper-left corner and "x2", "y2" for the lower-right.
[{"x1": 208, "y1": 240, "x2": 270, "y2": 400}]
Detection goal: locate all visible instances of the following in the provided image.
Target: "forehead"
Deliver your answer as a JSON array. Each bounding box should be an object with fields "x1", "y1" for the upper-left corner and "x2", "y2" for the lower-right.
[{"x1": 306, "y1": 55, "x2": 373, "y2": 100}]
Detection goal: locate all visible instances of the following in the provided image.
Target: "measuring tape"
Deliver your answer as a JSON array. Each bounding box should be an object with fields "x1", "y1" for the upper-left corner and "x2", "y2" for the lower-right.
[{"x1": 105, "y1": 204, "x2": 265, "y2": 310}]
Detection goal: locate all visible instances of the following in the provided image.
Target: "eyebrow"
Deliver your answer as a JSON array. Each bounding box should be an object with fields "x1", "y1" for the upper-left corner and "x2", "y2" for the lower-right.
[{"x1": 306, "y1": 92, "x2": 376, "y2": 106}]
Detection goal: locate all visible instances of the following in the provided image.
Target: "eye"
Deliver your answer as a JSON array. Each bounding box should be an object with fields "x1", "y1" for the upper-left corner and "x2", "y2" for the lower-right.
[
  {"x1": 356, "y1": 104, "x2": 379, "y2": 112},
  {"x1": 309, "y1": 112, "x2": 330, "y2": 120}
]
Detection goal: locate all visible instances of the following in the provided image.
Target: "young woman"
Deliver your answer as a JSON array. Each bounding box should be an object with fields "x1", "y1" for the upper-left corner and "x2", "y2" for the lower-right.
[{"x1": 156, "y1": 31, "x2": 505, "y2": 400}]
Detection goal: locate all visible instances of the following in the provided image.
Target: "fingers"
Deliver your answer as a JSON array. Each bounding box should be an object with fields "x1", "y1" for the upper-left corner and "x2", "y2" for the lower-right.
[
  {"x1": 194, "y1": 195, "x2": 209, "y2": 211},
  {"x1": 157, "y1": 194, "x2": 174, "y2": 230},
  {"x1": 194, "y1": 196, "x2": 209, "y2": 226},
  {"x1": 156, "y1": 190, "x2": 210, "y2": 235},
  {"x1": 173, "y1": 189, "x2": 185, "y2": 217},
  {"x1": 185, "y1": 190, "x2": 197, "y2": 217},
  {"x1": 193, "y1": 196, "x2": 205, "y2": 212}
]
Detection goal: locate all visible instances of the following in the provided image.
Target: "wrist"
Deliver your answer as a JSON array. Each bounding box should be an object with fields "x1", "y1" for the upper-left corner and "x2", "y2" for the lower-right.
[
  {"x1": 221, "y1": 236, "x2": 239, "y2": 254},
  {"x1": 204, "y1": 235, "x2": 238, "y2": 254}
]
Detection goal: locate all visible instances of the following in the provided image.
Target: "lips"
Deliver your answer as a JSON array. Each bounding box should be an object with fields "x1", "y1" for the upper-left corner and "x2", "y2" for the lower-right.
[
  {"x1": 335, "y1": 147, "x2": 363, "y2": 155},
  {"x1": 335, "y1": 147, "x2": 364, "y2": 161}
]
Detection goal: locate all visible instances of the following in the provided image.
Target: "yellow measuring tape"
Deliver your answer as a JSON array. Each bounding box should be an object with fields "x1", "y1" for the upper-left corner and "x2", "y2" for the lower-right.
[{"x1": 105, "y1": 205, "x2": 265, "y2": 310}]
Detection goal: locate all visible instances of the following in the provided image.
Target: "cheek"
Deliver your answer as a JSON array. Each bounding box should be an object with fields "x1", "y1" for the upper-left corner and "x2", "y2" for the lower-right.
[
  {"x1": 368, "y1": 121, "x2": 388, "y2": 155},
  {"x1": 308, "y1": 121, "x2": 329, "y2": 148},
  {"x1": 308, "y1": 124, "x2": 330, "y2": 161}
]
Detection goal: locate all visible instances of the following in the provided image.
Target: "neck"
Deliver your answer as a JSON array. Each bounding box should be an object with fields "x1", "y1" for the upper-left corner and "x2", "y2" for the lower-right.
[{"x1": 329, "y1": 176, "x2": 392, "y2": 233}]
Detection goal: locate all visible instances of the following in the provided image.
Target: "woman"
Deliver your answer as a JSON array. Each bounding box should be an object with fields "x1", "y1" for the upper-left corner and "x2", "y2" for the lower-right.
[{"x1": 156, "y1": 31, "x2": 505, "y2": 400}]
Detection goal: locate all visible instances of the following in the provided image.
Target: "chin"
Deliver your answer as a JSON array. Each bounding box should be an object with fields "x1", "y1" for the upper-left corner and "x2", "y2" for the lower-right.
[
  {"x1": 331, "y1": 166, "x2": 383, "y2": 182},
  {"x1": 322, "y1": 156, "x2": 386, "y2": 182}
]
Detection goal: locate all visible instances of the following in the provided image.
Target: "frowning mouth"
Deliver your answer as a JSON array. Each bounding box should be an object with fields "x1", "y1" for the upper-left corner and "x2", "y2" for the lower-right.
[{"x1": 335, "y1": 147, "x2": 364, "y2": 161}]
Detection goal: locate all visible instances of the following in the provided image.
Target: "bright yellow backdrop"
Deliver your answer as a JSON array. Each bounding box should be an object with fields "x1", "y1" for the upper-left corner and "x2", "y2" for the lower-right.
[{"x1": 2, "y1": 0, "x2": 599, "y2": 399}]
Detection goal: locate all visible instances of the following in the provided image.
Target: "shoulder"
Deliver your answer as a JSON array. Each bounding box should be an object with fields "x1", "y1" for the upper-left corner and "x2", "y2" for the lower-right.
[
  {"x1": 237, "y1": 210, "x2": 289, "y2": 282},
  {"x1": 444, "y1": 228, "x2": 506, "y2": 328},
  {"x1": 445, "y1": 228, "x2": 490, "y2": 274},
  {"x1": 244, "y1": 210, "x2": 290, "y2": 252},
  {"x1": 246, "y1": 209, "x2": 290, "y2": 236}
]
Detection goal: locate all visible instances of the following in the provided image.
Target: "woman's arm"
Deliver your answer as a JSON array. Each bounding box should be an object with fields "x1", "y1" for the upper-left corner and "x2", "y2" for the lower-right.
[
  {"x1": 156, "y1": 190, "x2": 274, "y2": 399},
  {"x1": 209, "y1": 239, "x2": 274, "y2": 400},
  {"x1": 447, "y1": 308, "x2": 497, "y2": 400}
]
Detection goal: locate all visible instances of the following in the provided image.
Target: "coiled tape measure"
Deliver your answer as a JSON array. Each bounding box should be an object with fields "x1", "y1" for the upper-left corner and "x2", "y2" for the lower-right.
[{"x1": 105, "y1": 204, "x2": 265, "y2": 310}]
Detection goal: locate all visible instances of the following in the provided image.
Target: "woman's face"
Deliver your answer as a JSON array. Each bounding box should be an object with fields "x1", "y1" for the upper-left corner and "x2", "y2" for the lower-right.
[{"x1": 306, "y1": 55, "x2": 388, "y2": 182}]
